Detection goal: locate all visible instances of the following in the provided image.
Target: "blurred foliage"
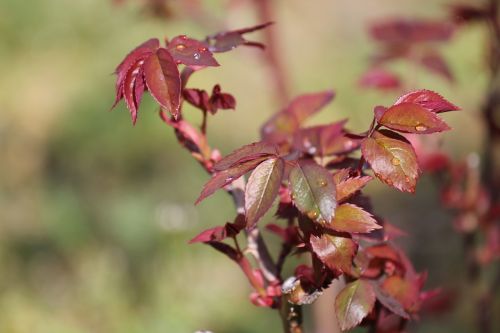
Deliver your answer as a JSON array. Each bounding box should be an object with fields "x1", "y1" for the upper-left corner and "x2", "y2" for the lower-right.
[{"x1": 0, "y1": 0, "x2": 498, "y2": 332}]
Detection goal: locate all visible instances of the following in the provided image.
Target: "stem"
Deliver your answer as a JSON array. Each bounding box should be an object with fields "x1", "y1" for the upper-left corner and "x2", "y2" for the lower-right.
[
  {"x1": 253, "y1": 0, "x2": 290, "y2": 105},
  {"x1": 201, "y1": 110, "x2": 208, "y2": 135},
  {"x1": 280, "y1": 300, "x2": 303, "y2": 333}
]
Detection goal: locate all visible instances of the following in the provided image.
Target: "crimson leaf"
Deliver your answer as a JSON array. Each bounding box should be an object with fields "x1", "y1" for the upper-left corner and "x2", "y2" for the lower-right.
[
  {"x1": 394, "y1": 89, "x2": 460, "y2": 113},
  {"x1": 196, "y1": 158, "x2": 268, "y2": 204},
  {"x1": 168, "y1": 35, "x2": 219, "y2": 67},
  {"x1": 213, "y1": 141, "x2": 278, "y2": 172},
  {"x1": 143, "y1": 48, "x2": 181, "y2": 118}
]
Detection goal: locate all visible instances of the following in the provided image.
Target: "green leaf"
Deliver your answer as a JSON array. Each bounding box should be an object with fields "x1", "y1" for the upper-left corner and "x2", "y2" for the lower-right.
[
  {"x1": 335, "y1": 279, "x2": 376, "y2": 331},
  {"x1": 289, "y1": 160, "x2": 337, "y2": 223},
  {"x1": 245, "y1": 158, "x2": 285, "y2": 228}
]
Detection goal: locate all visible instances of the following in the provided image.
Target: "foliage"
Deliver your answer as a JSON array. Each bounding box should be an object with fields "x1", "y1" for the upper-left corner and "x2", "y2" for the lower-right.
[{"x1": 111, "y1": 20, "x2": 461, "y2": 331}]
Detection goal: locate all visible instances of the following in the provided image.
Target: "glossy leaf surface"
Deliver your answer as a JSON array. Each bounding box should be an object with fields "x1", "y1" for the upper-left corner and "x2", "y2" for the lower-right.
[
  {"x1": 289, "y1": 160, "x2": 337, "y2": 223},
  {"x1": 245, "y1": 158, "x2": 285, "y2": 228}
]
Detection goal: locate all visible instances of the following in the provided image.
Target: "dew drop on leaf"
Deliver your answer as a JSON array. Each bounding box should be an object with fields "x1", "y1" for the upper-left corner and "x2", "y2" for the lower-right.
[
  {"x1": 415, "y1": 124, "x2": 427, "y2": 132},
  {"x1": 391, "y1": 158, "x2": 401, "y2": 166},
  {"x1": 318, "y1": 179, "x2": 327, "y2": 187},
  {"x1": 194, "y1": 53, "x2": 201, "y2": 60},
  {"x1": 307, "y1": 210, "x2": 318, "y2": 219},
  {"x1": 176, "y1": 44, "x2": 186, "y2": 50}
]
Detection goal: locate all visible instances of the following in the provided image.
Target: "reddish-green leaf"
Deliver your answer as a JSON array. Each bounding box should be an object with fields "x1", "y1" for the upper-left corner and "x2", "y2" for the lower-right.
[
  {"x1": 379, "y1": 102, "x2": 450, "y2": 134},
  {"x1": 382, "y1": 276, "x2": 420, "y2": 313},
  {"x1": 335, "y1": 176, "x2": 373, "y2": 202},
  {"x1": 196, "y1": 158, "x2": 267, "y2": 204},
  {"x1": 361, "y1": 130, "x2": 420, "y2": 193},
  {"x1": 143, "y1": 49, "x2": 181, "y2": 118},
  {"x1": 168, "y1": 35, "x2": 219, "y2": 67},
  {"x1": 261, "y1": 91, "x2": 335, "y2": 143},
  {"x1": 371, "y1": 281, "x2": 409, "y2": 319},
  {"x1": 394, "y1": 89, "x2": 460, "y2": 113},
  {"x1": 328, "y1": 204, "x2": 381, "y2": 233},
  {"x1": 245, "y1": 158, "x2": 285, "y2": 228},
  {"x1": 289, "y1": 160, "x2": 337, "y2": 223},
  {"x1": 335, "y1": 279, "x2": 376, "y2": 331},
  {"x1": 214, "y1": 141, "x2": 278, "y2": 172},
  {"x1": 310, "y1": 234, "x2": 357, "y2": 273}
]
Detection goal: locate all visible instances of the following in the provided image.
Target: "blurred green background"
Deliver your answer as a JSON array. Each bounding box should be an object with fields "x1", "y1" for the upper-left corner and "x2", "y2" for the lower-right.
[{"x1": 0, "y1": 0, "x2": 497, "y2": 332}]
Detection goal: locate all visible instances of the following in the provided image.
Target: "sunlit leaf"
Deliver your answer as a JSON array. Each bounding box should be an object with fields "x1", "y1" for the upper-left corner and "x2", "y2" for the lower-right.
[
  {"x1": 361, "y1": 130, "x2": 420, "y2": 193},
  {"x1": 143, "y1": 48, "x2": 181, "y2": 118},
  {"x1": 168, "y1": 35, "x2": 219, "y2": 67},
  {"x1": 335, "y1": 279, "x2": 376, "y2": 331},
  {"x1": 214, "y1": 141, "x2": 278, "y2": 172},
  {"x1": 289, "y1": 160, "x2": 337, "y2": 223},
  {"x1": 328, "y1": 204, "x2": 381, "y2": 233},
  {"x1": 310, "y1": 234, "x2": 357, "y2": 273},
  {"x1": 245, "y1": 158, "x2": 285, "y2": 228},
  {"x1": 394, "y1": 89, "x2": 460, "y2": 113},
  {"x1": 379, "y1": 102, "x2": 451, "y2": 134}
]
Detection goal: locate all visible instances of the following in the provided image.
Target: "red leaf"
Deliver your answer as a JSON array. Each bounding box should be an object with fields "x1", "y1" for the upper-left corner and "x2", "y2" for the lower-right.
[
  {"x1": 168, "y1": 35, "x2": 219, "y2": 67},
  {"x1": 327, "y1": 203, "x2": 381, "y2": 233},
  {"x1": 112, "y1": 39, "x2": 159, "y2": 111},
  {"x1": 206, "y1": 22, "x2": 273, "y2": 53},
  {"x1": 292, "y1": 120, "x2": 348, "y2": 156},
  {"x1": 289, "y1": 160, "x2": 337, "y2": 223},
  {"x1": 418, "y1": 51, "x2": 454, "y2": 82},
  {"x1": 379, "y1": 102, "x2": 451, "y2": 134},
  {"x1": 310, "y1": 234, "x2": 357, "y2": 274},
  {"x1": 335, "y1": 279, "x2": 376, "y2": 331},
  {"x1": 361, "y1": 130, "x2": 420, "y2": 193},
  {"x1": 183, "y1": 88, "x2": 211, "y2": 112},
  {"x1": 261, "y1": 91, "x2": 335, "y2": 143},
  {"x1": 394, "y1": 89, "x2": 460, "y2": 113},
  {"x1": 359, "y1": 68, "x2": 401, "y2": 90},
  {"x1": 123, "y1": 60, "x2": 146, "y2": 124},
  {"x1": 335, "y1": 175, "x2": 373, "y2": 202},
  {"x1": 143, "y1": 49, "x2": 181, "y2": 118},
  {"x1": 213, "y1": 141, "x2": 278, "y2": 172},
  {"x1": 370, "y1": 19, "x2": 454, "y2": 44},
  {"x1": 189, "y1": 226, "x2": 226, "y2": 243},
  {"x1": 196, "y1": 158, "x2": 268, "y2": 204},
  {"x1": 209, "y1": 84, "x2": 236, "y2": 113},
  {"x1": 245, "y1": 158, "x2": 285, "y2": 228}
]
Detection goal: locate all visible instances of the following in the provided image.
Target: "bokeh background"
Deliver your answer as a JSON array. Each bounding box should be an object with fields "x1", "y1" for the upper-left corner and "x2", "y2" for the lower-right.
[{"x1": 0, "y1": 0, "x2": 497, "y2": 332}]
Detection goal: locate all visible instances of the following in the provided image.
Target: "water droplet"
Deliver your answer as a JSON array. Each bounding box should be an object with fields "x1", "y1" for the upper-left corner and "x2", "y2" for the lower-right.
[
  {"x1": 391, "y1": 158, "x2": 400, "y2": 166},
  {"x1": 290, "y1": 192, "x2": 296, "y2": 200},
  {"x1": 225, "y1": 176, "x2": 234, "y2": 182},
  {"x1": 307, "y1": 211, "x2": 318, "y2": 219},
  {"x1": 176, "y1": 44, "x2": 186, "y2": 50},
  {"x1": 405, "y1": 177, "x2": 410, "y2": 183},
  {"x1": 415, "y1": 124, "x2": 427, "y2": 132},
  {"x1": 318, "y1": 179, "x2": 327, "y2": 187},
  {"x1": 180, "y1": 35, "x2": 188, "y2": 40},
  {"x1": 193, "y1": 53, "x2": 201, "y2": 60},
  {"x1": 199, "y1": 47, "x2": 207, "y2": 52}
]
